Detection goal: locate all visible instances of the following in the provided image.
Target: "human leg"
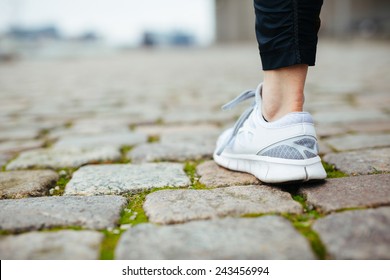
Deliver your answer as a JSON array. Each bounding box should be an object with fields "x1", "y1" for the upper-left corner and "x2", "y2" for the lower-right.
[
  {"x1": 254, "y1": 0, "x2": 323, "y2": 121},
  {"x1": 213, "y1": 0, "x2": 326, "y2": 183}
]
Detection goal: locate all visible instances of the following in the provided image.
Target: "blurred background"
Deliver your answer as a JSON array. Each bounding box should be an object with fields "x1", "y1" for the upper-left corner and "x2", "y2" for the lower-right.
[
  {"x1": 0, "y1": 0, "x2": 389, "y2": 155},
  {"x1": 1, "y1": 0, "x2": 389, "y2": 60}
]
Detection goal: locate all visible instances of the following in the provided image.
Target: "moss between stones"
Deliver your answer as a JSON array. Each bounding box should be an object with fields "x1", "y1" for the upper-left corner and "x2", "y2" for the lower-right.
[
  {"x1": 184, "y1": 160, "x2": 209, "y2": 190},
  {"x1": 0, "y1": 229, "x2": 12, "y2": 235},
  {"x1": 118, "y1": 145, "x2": 133, "y2": 164},
  {"x1": 322, "y1": 161, "x2": 347, "y2": 178},
  {"x1": 288, "y1": 217, "x2": 327, "y2": 260},
  {"x1": 284, "y1": 194, "x2": 328, "y2": 259},
  {"x1": 100, "y1": 230, "x2": 121, "y2": 260},
  {"x1": 241, "y1": 213, "x2": 273, "y2": 218},
  {"x1": 147, "y1": 135, "x2": 160, "y2": 143},
  {"x1": 64, "y1": 121, "x2": 73, "y2": 128},
  {"x1": 51, "y1": 168, "x2": 77, "y2": 196},
  {"x1": 99, "y1": 187, "x2": 181, "y2": 259},
  {"x1": 121, "y1": 193, "x2": 149, "y2": 226}
]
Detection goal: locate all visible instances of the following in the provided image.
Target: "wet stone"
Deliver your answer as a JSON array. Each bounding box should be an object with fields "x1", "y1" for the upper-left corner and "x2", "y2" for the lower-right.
[
  {"x1": 323, "y1": 148, "x2": 390, "y2": 175},
  {"x1": 64, "y1": 163, "x2": 190, "y2": 195},
  {"x1": 0, "y1": 196, "x2": 127, "y2": 232},
  {"x1": 197, "y1": 161, "x2": 260, "y2": 187},
  {"x1": 144, "y1": 185, "x2": 302, "y2": 224},
  {"x1": 0, "y1": 170, "x2": 59, "y2": 199},
  {"x1": 313, "y1": 207, "x2": 390, "y2": 259},
  {"x1": 299, "y1": 174, "x2": 390, "y2": 213},
  {"x1": 6, "y1": 147, "x2": 121, "y2": 170},
  {"x1": 54, "y1": 132, "x2": 147, "y2": 149},
  {"x1": 324, "y1": 133, "x2": 390, "y2": 152},
  {"x1": 116, "y1": 216, "x2": 315, "y2": 260},
  {"x1": 0, "y1": 230, "x2": 103, "y2": 260}
]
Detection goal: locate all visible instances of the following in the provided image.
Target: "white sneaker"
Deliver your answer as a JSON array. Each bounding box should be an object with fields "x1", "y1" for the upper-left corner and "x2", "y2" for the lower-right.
[{"x1": 214, "y1": 84, "x2": 327, "y2": 183}]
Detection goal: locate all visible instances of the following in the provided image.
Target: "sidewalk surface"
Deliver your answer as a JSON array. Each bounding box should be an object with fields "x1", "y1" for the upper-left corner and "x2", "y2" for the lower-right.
[{"x1": 0, "y1": 39, "x2": 389, "y2": 260}]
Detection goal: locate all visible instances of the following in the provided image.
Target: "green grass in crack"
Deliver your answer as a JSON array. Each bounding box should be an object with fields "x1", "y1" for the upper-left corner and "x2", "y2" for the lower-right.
[
  {"x1": 120, "y1": 187, "x2": 178, "y2": 226},
  {"x1": 288, "y1": 215, "x2": 327, "y2": 260},
  {"x1": 100, "y1": 230, "x2": 121, "y2": 260},
  {"x1": 120, "y1": 193, "x2": 149, "y2": 226},
  {"x1": 119, "y1": 145, "x2": 133, "y2": 164},
  {"x1": 184, "y1": 161, "x2": 209, "y2": 189},
  {"x1": 100, "y1": 187, "x2": 178, "y2": 260},
  {"x1": 147, "y1": 135, "x2": 160, "y2": 143},
  {"x1": 322, "y1": 162, "x2": 347, "y2": 178},
  {"x1": 284, "y1": 194, "x2": 327, "y2": 259},
  {"x1": 51, "y1": 168, "x2": 77, "y2": 196}
]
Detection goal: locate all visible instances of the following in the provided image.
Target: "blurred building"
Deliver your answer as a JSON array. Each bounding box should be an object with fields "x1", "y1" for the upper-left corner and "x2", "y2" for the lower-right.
[
  {"x1": 215, "y1": 0, "x2": 255, "y2": 43},
  {"x1": 215, "y1": 0, "x2": 390, "y2": 43}
]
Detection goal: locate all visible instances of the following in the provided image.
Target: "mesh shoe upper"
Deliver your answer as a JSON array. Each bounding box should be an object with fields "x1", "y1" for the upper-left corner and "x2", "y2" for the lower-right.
[{"x1": 215, "y1": 84, "x2": 320, "y2": 160}]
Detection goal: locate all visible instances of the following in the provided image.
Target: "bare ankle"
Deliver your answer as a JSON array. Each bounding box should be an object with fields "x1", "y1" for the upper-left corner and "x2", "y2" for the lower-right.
[{"x1": 261, "y1": 64, "x2": 307, "y2": 121}]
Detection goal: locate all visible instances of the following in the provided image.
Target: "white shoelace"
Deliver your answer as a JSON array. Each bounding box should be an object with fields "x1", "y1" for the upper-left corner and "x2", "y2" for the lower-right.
[{"x1": 215, "y1": 88, "x2": 258, "y2": 156}]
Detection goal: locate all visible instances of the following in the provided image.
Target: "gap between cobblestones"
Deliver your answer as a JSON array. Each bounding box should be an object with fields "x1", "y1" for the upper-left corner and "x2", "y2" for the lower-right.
[
  {"x1": 100, "y1": 186, "x2": 181, "y2": 260},
  {"x1": 285, "y1": 194, "x2": 328, "y2": 260},
  {"x1": 239, "y1": 189, "x2": 328, "y2": 259},
  {"x1": 0, "y1": 150, "x2": 373, "y2": 260},
  {"x1": 184, "y1": 160, "x2": 210, "y2": 190},
  {"x1": 322, "y1": 161, "x2": 347, "y2": 178},
  {"x1": 119, "y1": 145, "x2": 133, "y2": 164},
  {"x1": 48, "y1": 168, "x2": 77, "y2": 196}
]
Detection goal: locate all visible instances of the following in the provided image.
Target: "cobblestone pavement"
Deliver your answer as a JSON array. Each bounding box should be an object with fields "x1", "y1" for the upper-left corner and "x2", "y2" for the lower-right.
[{"x1": 0, "y1": 39, "x2": 389, "y2": 260}]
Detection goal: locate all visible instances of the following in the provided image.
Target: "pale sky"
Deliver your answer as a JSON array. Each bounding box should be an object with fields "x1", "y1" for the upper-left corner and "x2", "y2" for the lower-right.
[{"x1": 0, "y1": 0, "x2": 215, "y2": 45}]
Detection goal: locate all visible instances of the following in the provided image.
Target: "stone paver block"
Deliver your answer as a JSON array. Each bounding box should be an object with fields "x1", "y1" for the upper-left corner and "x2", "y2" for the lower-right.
[
  {"x1": 129, "y1": 142, "x2": 214, "y2": 163},
  {"x1": 346, "y1": 120, "x2": 390, "y2": 134},
  {"x1": 197, "y1": 161, "x2": 260, "y2": 187},
  {"x1": 0, "y1": 170, "x2": 59, "y2": 199},
  {"x1": 0, "y1": 127, "x2": 41, "y2": 141},
  {"x1": 144, "y1": 185, "x2": 302, "y2": 224},
  {"x1": 324, "y1": 133, "x2": 390, "y2": 152},
  {"x1": 65, "y1": 163, "x2": 190, "y2": 195},
  {"x1": 54, "y1": 132, "x2": 147, "y2": 149},
  {"x1": 318, "y1": 139, "x2": 334, "y2": 155},
  {"x1": 159, "y1": 130, "x2": 219, "y2": 145},
  {"x1": 6, "y1": 147, "x2": 121, "y2": 170},
  {"x1": 300, "y1": 174, "x2": 390, "y2": 213},
  {"x1": 0, "y1": 196, "x2": 127, "y2": 232},
  {"x1": 164, "y1": 109, "x2": 231, "y2": 124},
  {"x1": 316, "y1": 124, "x2": 347, "y2": 138},
  {"x1": 324, "y1": 148, "x2": 390, "y2": 175},
  {"x1": 313, "y1": 207, "x2": 390, "y2": 259},
  {"x1": 0, "y1": 139, "x2": 44, "y2": 154},
  {"x1": 313, "y1": 109, "x2": 389, "y2": 125},
  {"x1": 0, "y1": 154, "x2": 12, "y2": 168},
  {"x1": 135, "y1": 124, "x2": 219, "y2": 136},
  {"x1": 129, "y1": 129, "x2": 218, "y2": 162},
  {"x1": 0, "y1": 230, "x2": 103, "y2": 260},
  {"x1": 355, "y1": 93, "x2": 390, "y2": 109},
  {"x1": 116, "y1": 216, "x2": 315, "y2": 260}
]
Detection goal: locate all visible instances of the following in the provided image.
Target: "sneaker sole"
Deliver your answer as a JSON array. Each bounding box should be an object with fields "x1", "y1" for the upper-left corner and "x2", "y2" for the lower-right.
[{"x1": 213, "y1": 152, "x2": 327, "y2": 183}]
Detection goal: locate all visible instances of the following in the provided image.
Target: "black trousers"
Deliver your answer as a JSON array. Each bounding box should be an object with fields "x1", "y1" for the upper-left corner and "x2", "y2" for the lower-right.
[{"x1": 254, "y1": 0, "x2": 323, "y2": 70}]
